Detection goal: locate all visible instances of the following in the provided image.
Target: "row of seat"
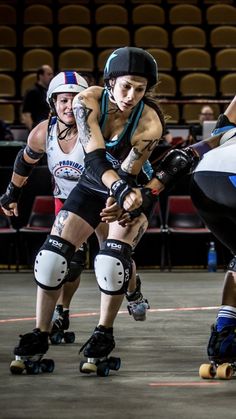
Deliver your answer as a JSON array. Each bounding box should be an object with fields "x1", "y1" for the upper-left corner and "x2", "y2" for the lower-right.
[
  {"x1": 1, "y1": 70, "x2": 235, "y2": 99},
  {"x1": 0, "y1": 194, "x2": 218, "y2": 270},
  {"x1": 2, "y1": 21, "x2": 236, "y2": 49},
  {"x1": 2, "y1": 47, "x2": 236, "y2": 75},
  {"x1": 2, "y1": 24, "x2": 236, "y2": 52},
  {"x1": 2, "y1": 3, "x2": 236, "y2": 26},
  {"x1": 0, "y1": 100, "x2": 227, "y2": 129}
]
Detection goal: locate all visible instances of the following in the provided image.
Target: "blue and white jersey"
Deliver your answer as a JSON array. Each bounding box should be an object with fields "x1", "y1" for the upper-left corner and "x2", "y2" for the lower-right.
[{"x1": 46, "y1": 116, "x2": 85, "y2": 199}]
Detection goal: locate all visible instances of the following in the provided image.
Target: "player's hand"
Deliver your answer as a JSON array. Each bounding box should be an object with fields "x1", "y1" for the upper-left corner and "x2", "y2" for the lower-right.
[{"x1": 100, "y1": 196, "x2": 123, "y2": 223}]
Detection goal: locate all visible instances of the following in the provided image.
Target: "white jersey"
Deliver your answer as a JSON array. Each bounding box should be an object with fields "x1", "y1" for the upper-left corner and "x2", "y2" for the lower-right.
[
  {"x1": 46, "y1": 117, "x2": 85, "y2": 199},
  {"x1": 195, "y1": 136, "x2": 236, "y2": 175}
]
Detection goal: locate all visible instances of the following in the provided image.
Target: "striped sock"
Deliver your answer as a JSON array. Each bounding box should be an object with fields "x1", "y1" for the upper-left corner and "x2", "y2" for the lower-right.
[{"x1": 216, "y1": 305, "x2": 236, "y2": 332}]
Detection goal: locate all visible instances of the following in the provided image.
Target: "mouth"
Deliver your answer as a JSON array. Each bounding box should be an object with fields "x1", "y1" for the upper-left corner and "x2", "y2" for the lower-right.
[{"x1": 122, "y1": 102, "x2": 133, "y2": 109}]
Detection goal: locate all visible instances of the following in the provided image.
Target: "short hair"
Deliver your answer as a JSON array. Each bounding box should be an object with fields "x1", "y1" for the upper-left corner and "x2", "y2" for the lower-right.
[{"x1": 36, "y1": 66, "x2": 46, "y2": 80}]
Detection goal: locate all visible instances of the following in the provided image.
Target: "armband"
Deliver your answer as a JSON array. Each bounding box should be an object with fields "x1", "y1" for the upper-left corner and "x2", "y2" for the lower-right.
[
  {"x1": 110, "y1": 179, "x2": 133, "y2": 208},
  {"x1": 155, "y1": 147, "x2": 199, "y2": 187},
  {"x1": 13, "y1": 148, "x2": 38, "y2": 177},
  {"x1": 190, "y1": 142, "x2": 211, "y2": 158},
  {"x1": 84, "y1": 149, "x2": 113, "y2": 182},
  {"x1": 0, "y1": 181, "x2": 21, "y2": 210},
  {"x1": 25, "y1": 144, "x2": 45, "y2": 160}
]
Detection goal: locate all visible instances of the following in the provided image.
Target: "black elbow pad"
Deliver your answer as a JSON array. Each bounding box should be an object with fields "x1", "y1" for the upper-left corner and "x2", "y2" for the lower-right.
[
  {"x1": 84, "y1": 148, "x2": 113, "y2": 181},
  {"x1": 155, "y1": 148, "x2": 199, "y2": 187}
]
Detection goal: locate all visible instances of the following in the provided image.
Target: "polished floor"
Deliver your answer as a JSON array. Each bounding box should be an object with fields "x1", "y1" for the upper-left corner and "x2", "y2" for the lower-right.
[{"x1": 0, "y1": 270, "x2": 236, "y2": 419}]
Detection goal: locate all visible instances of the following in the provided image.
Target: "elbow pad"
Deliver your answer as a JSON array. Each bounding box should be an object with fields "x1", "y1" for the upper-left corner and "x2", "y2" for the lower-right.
[
  {"x1": 13, "y1": 148, "x2": 38, "y2": 177},
  {"x1": 155, "y1": 147, "x2": 199, "y2": 187},
  {"x1": 84, "y1": 149, "x2": 113, "y2": 182}
]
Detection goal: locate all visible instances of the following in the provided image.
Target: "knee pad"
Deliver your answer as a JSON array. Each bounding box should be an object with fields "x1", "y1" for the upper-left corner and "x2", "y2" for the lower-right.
[
  {"x1": 228, "y1": 256, "x2": 236, "y2": 272},
  {"x1": 34, "y1": 235, "x2": 76, "y2": 290},
  {"x1": 94, "y1": 239, "x2": 132, "y2": 295},
  {"x1": 65, "y1": 243, "x2": 87, "y2": 282}
]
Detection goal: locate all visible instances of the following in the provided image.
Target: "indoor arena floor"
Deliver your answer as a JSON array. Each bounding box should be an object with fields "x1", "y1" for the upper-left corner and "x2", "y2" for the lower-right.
[{"x1": 1, "y1": 270, "x2": 236, "y2": 419}]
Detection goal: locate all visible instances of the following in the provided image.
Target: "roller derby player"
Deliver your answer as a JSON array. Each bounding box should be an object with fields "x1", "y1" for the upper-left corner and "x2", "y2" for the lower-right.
[
  {"x1": 1, "y1": 47, "x2": 164, "y2": 374},
  {"x1": 144, "y1": 94, "x2": 236, "y2": 380}
]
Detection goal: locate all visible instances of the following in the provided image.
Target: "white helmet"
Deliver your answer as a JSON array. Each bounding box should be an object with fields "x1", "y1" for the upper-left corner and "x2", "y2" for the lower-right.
[{"x1": 47, "y1": 71, "x2": 88, "y2": 105}]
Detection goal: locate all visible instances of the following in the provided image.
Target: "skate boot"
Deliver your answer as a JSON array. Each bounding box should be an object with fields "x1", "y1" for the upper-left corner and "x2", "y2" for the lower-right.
[
  {"x1": 199, "y1": 324, "x2": 236, "y2": 380},
  {"x1": 79, "y1": 325, "x2": 121, "y2": 376},
  {"x1": 50, "y1": 304, "x2": 75, "y2": 345},
  {"x1": 126, "y1": 275, "x2": 150, "y2": 321},
  {"x1": 10, "y1": 328, "x2": 54, "y2": 375}
]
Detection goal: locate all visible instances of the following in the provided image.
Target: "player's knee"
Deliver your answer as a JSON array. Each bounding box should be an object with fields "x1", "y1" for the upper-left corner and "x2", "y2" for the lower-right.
[
  {"x1": 94, "y1": 239, "x2": 132, "y2": 295},
  {"x1": 228, "y1": 256, "x2": 236, "y2": 273},
  {"x1": 34, "y1": 235, "x2": 76, "y2": 290},
  {"x1": 65, "y1": 243, "x2": 87, "y2": 282}
]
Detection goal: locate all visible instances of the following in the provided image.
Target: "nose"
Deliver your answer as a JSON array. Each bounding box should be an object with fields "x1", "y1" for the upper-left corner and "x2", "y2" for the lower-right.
[{"x1": 127, "y1": 88, "x2": 135, "y2": 101}]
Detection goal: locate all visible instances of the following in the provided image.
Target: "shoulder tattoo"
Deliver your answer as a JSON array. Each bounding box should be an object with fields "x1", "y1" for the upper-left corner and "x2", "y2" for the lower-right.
[{"x1": 74, "y1": 97, "x2": 93, "y2": 148}]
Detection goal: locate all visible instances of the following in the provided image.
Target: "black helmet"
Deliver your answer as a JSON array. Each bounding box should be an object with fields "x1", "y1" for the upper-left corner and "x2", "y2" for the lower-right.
[{"x1": 103, "y1": 47, "x2": 158, "y2": 89}]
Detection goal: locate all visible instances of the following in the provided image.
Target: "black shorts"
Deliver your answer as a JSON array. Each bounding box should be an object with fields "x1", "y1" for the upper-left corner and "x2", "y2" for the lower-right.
[
  {"x1": 62, "y1": 182, "x2": 107, "y2": 229},
  {"x1": 190, "y1": 171, "x2": 236, "y2": 254}
]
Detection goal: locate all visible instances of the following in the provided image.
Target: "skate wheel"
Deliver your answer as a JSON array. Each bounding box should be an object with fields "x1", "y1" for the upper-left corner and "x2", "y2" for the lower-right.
[
  {"x1": 80, "y1": 361, "x2": 97, "y2": 374},
  {"x1": 199, "y1": 363, "x2": 216, "y2": 379},
  {"x1": 10, "y1": 360, "x2": 25, "y2": 375},
  {"x1": 97, "y1": 362, "x2": 110, "y2": 377},
  {"x1": 64, "y1": 331, "x2": 75, "y2": 344},
  {"x1": 108, "y1": 356, "x2": 121, "y2": 371},
  {"x1": 216, "y1": 363, "x2": 233, "y2": 380},
  {"x1": 50, "y1": 331, "x2": 64, "y2": 345},
  {"x1": 40, "y1": 359, "x2": 55, "y2": 373},
  {"x1": 25, "y1": 361, "x2": 40, "y2": 374}
]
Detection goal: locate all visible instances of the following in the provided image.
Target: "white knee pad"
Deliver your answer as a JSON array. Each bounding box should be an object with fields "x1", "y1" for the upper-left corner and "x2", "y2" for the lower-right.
[
  {"x1": 34, "y1": 235, "x2": 75, "y2": 290},
  {"x1": 94, "y1": 239, "x2": 132, "y2": 295}
]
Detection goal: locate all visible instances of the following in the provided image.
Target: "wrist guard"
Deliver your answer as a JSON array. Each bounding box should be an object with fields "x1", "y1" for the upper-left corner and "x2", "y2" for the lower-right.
[
  {"x1": 155, "y1": 147, "x2": 199, "y2": 187},
  {"x1": 110, "y1": 179, "x2": 133, "y2": 208},
  {"x1": 0, "y1": 182, "x2": 21, "y2": 210},
  {"x1": 129, "y1": 188, "x2": 159, "y2": 218}
]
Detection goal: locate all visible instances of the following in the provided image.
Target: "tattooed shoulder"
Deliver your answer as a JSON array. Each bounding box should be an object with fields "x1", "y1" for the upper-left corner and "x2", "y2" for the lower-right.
[{"x1": 73, "y1": 97, "x2": 93, "y2": 148}]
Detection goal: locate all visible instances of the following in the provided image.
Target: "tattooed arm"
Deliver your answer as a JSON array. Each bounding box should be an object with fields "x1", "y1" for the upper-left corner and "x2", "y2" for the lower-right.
[{"x1": 121, "y1": 105, "x2": 163, "y2": 176}]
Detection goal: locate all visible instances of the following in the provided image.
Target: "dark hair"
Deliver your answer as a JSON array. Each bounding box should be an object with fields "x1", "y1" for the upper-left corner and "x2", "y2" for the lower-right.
[{"x1": 143, "y1": 94, "x2": 166, "y2": 135}]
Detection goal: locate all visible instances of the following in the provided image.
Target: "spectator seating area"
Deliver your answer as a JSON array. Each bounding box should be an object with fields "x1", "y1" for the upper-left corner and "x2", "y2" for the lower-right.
[
  {"x1": 0, "y1": 0, "x2": 235, "y2": 124},
  {"x1": 0, "y1": 0, "x2": 234, "y2": 270}
]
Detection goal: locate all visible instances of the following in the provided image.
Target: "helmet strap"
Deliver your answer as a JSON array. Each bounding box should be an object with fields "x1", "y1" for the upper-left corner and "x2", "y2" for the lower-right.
[{"x1": 57, "y1": 117, "x2": 76, "y2": 140}]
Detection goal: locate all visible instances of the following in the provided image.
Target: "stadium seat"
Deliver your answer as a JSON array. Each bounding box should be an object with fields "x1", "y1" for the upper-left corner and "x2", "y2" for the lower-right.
[
  {"x1": 58, "y1": 49, "x2": 94, "y2": 72},
  {"x1": 0, "y1": 49, "x2": 16, "y2": 71},
  {"x1": 147, "y1": 48, "x2": 172, "y2": 72},
  {"x1": 23, "y1": 4, "x2": 53, "y2": 25},
  {"x1": 172, "y1": 26, "x2": 206, "y2": 48},
  {"x1": 22, "y1": 49, "x2": 54, "y2": 72},
  {"x1": 96, "y1": 26, "x2": 130, "y2": 48},
  {"x1": 169, "y1": 4, "x2": 202, "y2": 25},
  {"x1": 206, "y1": 4, "x2": 236, "y2": 25},
  {"x1": 176, "y1": 48, "x2": 211, "y2": 71},
  {"x1": 154, "y1": 73, "x2": 177, "y2": 97},
  {"x1": 58, "y1": 5, "x2": 91, "y2": 25},
  {"x1": 0, "y1": 74, "x2": 15, "y2": 97},
  {"x1": 0, "y1": 103, "x2": 15, "y2": 124},
  {"x1": 215, "y1": 48, "x2": 236, "y2": 72},
  {"x1": 220, "y1": 74, "x2": 236, "y2": 97},
  {"x1": 95, "y1": 4, "x2": 128, "y2": 25},
  {"x1": 0, "y1": 5, "x2": 16, "y2": 25},
  {"x1": 132, "y1": 4, "x2": 165, "y2": 25},
  {"x1": 58, "y1": 26, "x2": 92, "y2": 48},
  {"x1": 180, "y1": 73, "x2": 216, "y2": 97},
  {"x1": 182, "y1": 103, "x2": 220, "y2": 124},
  {"x1": 21, "y1": 73, "x2": 37, "y2": 96},
  {"x1": 23, "y1": 26, "x2": 53, "y2": 48},
  {"x1": 210, "y1": 26, "x2": 236, "y2": 48},
  {"x1": 0, "y1": 26, "x2": 17, "y2": 48},
  {"x1": 134, "y1": 26, "x2": 168, "y2": 48}
]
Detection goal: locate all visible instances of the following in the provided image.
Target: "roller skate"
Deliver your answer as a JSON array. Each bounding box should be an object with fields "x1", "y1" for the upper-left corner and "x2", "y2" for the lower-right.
[
  {"x1": 79, "y1": 325, "x2": 121, "y2": 377},
  {"x1": 126, "y1": 275, "x2": 150, "y2": 321},
  {"x1": 50, "y1": 304, "x2": 75, "y2": 345},
  {"x1": 10, "y1": 328, "x2": 54, "y2": 375},
  {"x1": 199, "y1": 324, "x2": 236, "y2": 380}
]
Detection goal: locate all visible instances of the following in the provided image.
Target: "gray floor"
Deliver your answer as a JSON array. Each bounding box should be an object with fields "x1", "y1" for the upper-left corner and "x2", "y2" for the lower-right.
[{"x1": 1, "y1": 270, "x2": 236, "y2": 419}]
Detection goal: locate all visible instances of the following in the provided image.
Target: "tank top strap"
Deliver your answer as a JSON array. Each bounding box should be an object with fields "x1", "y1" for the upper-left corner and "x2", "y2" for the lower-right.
[{"x1": 99, "y1": 89, "x2": 109, "y2": 130}]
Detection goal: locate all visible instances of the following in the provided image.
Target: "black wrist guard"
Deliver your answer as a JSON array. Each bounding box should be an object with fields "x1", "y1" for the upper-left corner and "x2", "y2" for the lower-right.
[
  {"x1": 155, "y1": 147, "x2": 199, "y2": 187},
  {"x1": 129, "y1": 188, "x2": 159, "y2": 219},
  {"x1": 110, "y1": 179, "x2": 133, "y2": 208},
  {"x1": 0, "y1": 181, "x2": 21, "y2": 210}
]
